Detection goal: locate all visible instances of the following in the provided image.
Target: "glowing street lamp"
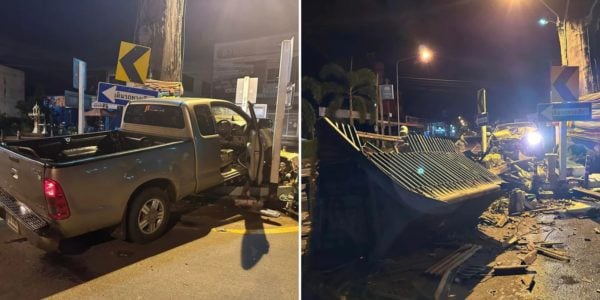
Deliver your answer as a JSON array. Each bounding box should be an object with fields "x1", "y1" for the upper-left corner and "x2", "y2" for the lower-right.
[
  {"x1": 538, "y1": 18, "x2": 549, "y2": 26},
  {"x1": 392, "y1": 45, "x2": 435, "y2": 135},
  {"x1": 418, "y1": 45, "x2": 433, "y2": 63}
]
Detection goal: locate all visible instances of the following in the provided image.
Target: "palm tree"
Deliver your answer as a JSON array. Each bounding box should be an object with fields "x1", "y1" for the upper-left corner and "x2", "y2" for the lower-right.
[
  {"x1": 301, "y1": 76, "x2": 323, "y2": 139},
  {"x1": 319, "y1": 63, "x2": 376, "y2": 124}
]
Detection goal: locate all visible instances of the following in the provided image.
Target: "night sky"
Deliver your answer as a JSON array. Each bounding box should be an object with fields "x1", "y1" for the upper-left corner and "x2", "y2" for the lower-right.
[
  {"x1": 302, "y1": 0, "x2": 572, "y2": 123},
  {"x1": 0, "y1": 0, "x2": 297, "y2": 96}
]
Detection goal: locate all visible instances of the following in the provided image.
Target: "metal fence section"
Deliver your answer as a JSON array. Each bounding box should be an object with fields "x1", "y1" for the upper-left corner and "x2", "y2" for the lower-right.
[
  {"x1": 334, "y1": 121, "x2": 363, "y2": 150},
  {"x1": 369, "y1": 151, "x2": 500, "y2": 201},
  {"x1": 404, "y1": 134, "x2": 456, "y2": 152},
  {"x1": 318, "y1": 117, "x2": 501, "y2": 203}
]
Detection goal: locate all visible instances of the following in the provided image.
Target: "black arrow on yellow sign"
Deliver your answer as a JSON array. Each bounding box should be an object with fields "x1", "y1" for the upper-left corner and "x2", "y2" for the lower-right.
[
  {"x1": 120, "y1": 46, "x2": 148, "y2": 83},
  {"x1": 115, "y1": 41, "x2": 151, "y2": 84}
]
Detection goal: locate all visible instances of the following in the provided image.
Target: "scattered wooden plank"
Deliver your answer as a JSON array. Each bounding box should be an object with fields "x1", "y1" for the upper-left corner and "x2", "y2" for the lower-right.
[
  {"x1": 434, "y1": 269, "x2": 452, "y2": 300},
  {"x1": 503, "y1": 235, "x2": 519, "y2": 248},
  {"x1": 433, "y1": 245, "x2": 482, "y2": 300},
  {"x1": 425, "y1": 244, "x2": 472, "y2": 276},
  {"x1": 496, "y1": 215, "x2": 509, "y2": 228},
  {"x1": 493, "y1": 265, "x2": 529, "y2": 275},
  {"x1": 572, "y1": 187, "x2": 600, "y2": 200},
  {"x1": 533, "y1": 241, "x2": 564, "y2": 247},
  {"x1": 519, "y1": 249, "x2": 537, "y2": 265},
  {"x1": 536, "y1": 246, "x2": 570, "y2": 262}
]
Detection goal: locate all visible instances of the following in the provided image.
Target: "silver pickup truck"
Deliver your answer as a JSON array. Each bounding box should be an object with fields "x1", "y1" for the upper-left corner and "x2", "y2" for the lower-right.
[{"x1": 0, "y1": 98, "x2": 273, "y2": 251}]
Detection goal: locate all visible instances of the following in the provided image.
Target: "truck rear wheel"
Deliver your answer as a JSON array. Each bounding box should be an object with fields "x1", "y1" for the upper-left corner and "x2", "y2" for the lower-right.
[{"x1": 127, "y1": 187, "x2": 171, "y2": 244}]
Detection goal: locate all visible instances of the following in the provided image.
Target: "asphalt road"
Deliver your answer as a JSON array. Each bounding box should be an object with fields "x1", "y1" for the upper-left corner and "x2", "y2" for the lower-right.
[{"x1": 0, "y1": 200, "x2": 299, "y2": 299}]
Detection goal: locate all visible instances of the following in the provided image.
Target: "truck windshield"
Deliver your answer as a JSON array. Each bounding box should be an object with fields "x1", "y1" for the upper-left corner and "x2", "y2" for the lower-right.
[{"x1": 124, "y1": 104, "x2": 185, "y2": 129}]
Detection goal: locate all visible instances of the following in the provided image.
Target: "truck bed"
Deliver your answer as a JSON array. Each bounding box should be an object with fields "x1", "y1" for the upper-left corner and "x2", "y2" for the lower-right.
[
  {"x1": 1, "y1": 130, "x2": 181, "y2": 164},
  {"x1": 0, "y1": 131, "x2": 196, "y2": 239}
]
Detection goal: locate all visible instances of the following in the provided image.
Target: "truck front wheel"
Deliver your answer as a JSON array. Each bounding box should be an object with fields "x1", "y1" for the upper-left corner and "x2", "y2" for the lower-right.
[{"x1": 127, "y1": 187, "x2": 171, "y2": 243}]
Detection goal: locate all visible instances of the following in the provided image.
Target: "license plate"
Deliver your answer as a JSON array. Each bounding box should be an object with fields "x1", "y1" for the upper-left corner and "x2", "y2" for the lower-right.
[{"x1": 6, "y1": 214, "x2": 20, "y2": 234}]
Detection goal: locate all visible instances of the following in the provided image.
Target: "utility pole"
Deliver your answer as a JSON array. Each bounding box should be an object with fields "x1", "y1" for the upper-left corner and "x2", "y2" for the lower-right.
[
  {"x1": 542, "y1": 0, "x2": 598, "y2": 95},
  {"x1": 134, "y1": 0, "x2": 185, "y2": 82}
]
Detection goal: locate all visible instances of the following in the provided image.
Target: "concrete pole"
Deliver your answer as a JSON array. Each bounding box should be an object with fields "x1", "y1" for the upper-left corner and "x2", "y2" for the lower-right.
[
  {"x1": 374, "y1": 74, "x2": 379, "y2": 134},
  {"x1": 559, "y1": 121, "x2": 567, "y2": 180},
  {"x1": 77, "y1": 62, "x2": 85, "y2": 134},
  {"x1": 269, "y1": 38, "x2": 294, "y2": 185},
  {"x1": 395, "y1": 61, "x2": 400, "y2": 136},
  {"x1": 480, "y1": 89, "x2": 487, "y2": 153}
]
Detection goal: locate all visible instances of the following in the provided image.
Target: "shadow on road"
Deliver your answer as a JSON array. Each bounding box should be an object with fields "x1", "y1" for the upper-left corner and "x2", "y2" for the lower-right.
[
  {"x1": 0, "y1": 196, "x2": 282, "y2": 299},
  {"x1": 240, "y1": 211, "x2": 271, "y2": 270}
]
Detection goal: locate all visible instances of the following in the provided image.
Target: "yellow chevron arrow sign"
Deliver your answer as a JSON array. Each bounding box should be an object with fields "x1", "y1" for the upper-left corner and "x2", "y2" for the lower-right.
[{"x1": 115, "y1": 41, "x2": 151, "y2": 84}]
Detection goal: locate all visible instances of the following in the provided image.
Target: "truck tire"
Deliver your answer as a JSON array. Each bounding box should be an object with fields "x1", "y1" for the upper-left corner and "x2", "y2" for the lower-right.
[{"x1": 127, "y1": 187, "x2": 171, "y2": 244}]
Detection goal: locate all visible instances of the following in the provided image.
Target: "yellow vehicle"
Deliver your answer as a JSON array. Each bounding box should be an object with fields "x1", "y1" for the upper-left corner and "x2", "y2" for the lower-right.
[{"x1": 491, "y1": 122, "x2": 544, "y2": 159}]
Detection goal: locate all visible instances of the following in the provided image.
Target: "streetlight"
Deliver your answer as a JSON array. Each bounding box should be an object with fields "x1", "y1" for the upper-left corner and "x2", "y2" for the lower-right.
[
  {"x1": 394, "y1": 45, "x2": 434, "y2": 135},
  {"x1": 418, "y1": 45, "x2": 434, "y2": 64}
]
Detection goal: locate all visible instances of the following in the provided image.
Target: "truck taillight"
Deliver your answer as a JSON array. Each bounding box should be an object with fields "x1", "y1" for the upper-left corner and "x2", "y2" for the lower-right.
[{"x1": 44, "y1": 179, "x2": 70, "y2": 220}]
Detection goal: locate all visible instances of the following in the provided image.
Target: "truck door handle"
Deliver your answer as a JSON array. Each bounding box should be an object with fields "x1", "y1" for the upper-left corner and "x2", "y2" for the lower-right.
[
  {"x1": 10, "y1": 168, "x2": 18, "y2": 180},
  {"x1": 9, "y1": 156, "x2": 19, "y2": 163}
]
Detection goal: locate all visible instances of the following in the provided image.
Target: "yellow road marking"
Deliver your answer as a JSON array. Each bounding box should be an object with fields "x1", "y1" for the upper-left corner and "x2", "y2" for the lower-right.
[{"x1": 212, "y1": 226, "x2": 298, "y2": 235}]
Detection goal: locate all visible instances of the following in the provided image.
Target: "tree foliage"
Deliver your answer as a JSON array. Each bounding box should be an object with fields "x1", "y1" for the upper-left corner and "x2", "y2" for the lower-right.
[
  {"x1": 318, "y1": 63, "x2": 376, "y2": 124},
  {"x1": 302, "y1": 64, "x2": 377, "y2": 138}
]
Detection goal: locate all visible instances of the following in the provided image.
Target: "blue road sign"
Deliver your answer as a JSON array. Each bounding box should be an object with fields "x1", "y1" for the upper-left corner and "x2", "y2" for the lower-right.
[
  {"x1": 97, "y1": 82, "x2": 158, "y2": 106},
  {"x1": 73, "y1": 58, "x2": 86, "y2": 91},
  {"x1": 537, "y1": 102, "x2": 591, "y2": 122}
]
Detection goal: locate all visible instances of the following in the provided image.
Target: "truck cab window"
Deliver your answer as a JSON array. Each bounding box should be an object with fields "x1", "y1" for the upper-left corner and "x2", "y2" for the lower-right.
[
  {"x1": 194, "y1": 105, "x2": 216, "y2": 136},
  {"x1": 211, "y1": 106, "x2": 247, "y2": 127},
  {"x1": 124, "y1": 104, "x2": 185, "y2": 129}
]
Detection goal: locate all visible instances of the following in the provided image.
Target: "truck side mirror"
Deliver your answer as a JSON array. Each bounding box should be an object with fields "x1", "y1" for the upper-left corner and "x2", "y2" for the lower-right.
[{"x1": 258, "y1": 119, "x2": 272, "y2": 129}]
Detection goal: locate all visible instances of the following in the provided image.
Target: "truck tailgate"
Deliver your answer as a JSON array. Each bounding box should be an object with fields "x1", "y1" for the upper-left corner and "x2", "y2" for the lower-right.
[{"x1": 0, "y1": 147, "x2": 48, "y2": 219}]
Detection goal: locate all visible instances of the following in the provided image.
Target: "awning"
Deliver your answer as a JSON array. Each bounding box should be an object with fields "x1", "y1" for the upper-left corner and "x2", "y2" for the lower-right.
[{"x1": 84, "y1": 108, "x2": 115, "y2": 117}]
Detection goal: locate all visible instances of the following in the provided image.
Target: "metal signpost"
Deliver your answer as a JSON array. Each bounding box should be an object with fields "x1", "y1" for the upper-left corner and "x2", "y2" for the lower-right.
[
  {"x1": 547, "y1": 66, "x2": 581, "y2": 180},
  {"x1": 97, "y1": 82, "x2": 159, "y2": 106},
  {"x1": 270, "y1": 38, "x2": 294, "y2": 185},
  {"x1": 379, "y1": 84, "x2": 394, "y2": 135},
  {"x1": 477, "y1": 88, "x2": 487, "y2": 152},
  {"x1": 538, "y1": 101, "x2": 591, "y2": 180},
  {"x1": 73, "y1": 58, "x2": 86, "y2": 134}
]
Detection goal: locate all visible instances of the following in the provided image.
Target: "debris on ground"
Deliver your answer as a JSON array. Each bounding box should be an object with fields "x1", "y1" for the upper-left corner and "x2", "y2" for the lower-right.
[
  {"x1": 305, "y1": 176, "x2": 600, "y2": 299},
  {"x1": 493, "y1": 265, "x2": 529, "y2": 276},
  {"x1": 518, "y1": 249, "x2": 537, "y2": 265},
  {"x1": 520, "y1": 274, "x2": 536, "y2": 291},
  {"x1": 535, "y1": 246, "x2": 570, "y2": 262},
  {"x1": 424, "y1": 244, "x2": 482, "y2": 300},
  {"x1": 572, "y1": 186, "x2": 600, "y2": 201},
  {"x1": 456, "y1": 265, "x2": 489, "y2": 280},
  {"x1": 260, "y1": 209, "x2": 281, "y2": 218},
  {"x1": 425, "y1": 244, "x2": 482, "y2": 277}
]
